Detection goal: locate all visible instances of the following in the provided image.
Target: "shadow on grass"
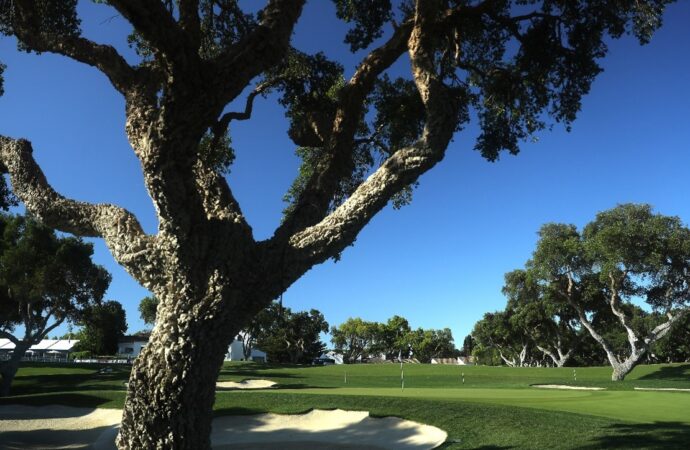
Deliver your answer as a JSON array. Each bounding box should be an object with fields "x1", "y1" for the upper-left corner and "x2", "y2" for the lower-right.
[
  {"x1": 0, "y1": 425, "x2": 118, "y2": 450},
  {"x1": 638, "y1": 364, "x2": 690, "y2": 381},
  {"x1": 10, "y1": 371, "x2": 128, "y2": 396},
  {"x1": 0, "y1": 392, "x2": 119, "y2": 409},
  {"x1": 578, "y1": 422, "x2": 690, "y2": 449}
]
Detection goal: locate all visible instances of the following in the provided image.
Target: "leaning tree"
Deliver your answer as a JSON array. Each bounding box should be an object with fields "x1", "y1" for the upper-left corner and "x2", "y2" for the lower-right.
[
  {"x1": 0, "y1": 0, "x2": 675, "y2": 447},
  {"x1": 530, "y1": 206, "x2": 690, "y2": 380}
]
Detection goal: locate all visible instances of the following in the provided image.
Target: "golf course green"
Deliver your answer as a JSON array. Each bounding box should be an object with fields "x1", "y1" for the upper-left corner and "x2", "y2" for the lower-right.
[{"x1": 2, "y1": 362, "x2": 689, "y2": 448}]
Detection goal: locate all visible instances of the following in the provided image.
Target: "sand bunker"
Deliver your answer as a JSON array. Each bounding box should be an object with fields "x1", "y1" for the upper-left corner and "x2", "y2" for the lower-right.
[
  {"x1": 0, "y1": 405, "x2": 446, "y2": 450},
  {"x1": 532, "y1": 384, "x2": 606, "y2": 391},
  {"x1": 216, "y1": 379, "x2": 277, "y2": 389},
  {"x1": 634, "y1": 387, "x2": 690, "y2": 392}
]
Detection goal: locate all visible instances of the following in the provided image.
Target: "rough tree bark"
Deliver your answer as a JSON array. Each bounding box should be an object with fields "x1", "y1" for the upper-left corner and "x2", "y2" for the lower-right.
[{"x1": 0, "y1": 1, "x2": 462, "y2": 447}]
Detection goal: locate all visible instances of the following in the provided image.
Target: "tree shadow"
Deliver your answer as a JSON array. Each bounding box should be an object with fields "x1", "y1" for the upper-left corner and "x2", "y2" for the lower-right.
[
  {"x1": 577, "y1": 422, "x2": 690, "y2": 449},
  {"x1": 10, "y1": 371, "x2": 128, "y2": 396},
  {"x1": 0, "y1": 392, "x2": 116, "y2": 409},
  {"x1": 0, "y1": 425, "x2": 118, "y2": 450},
  {"x1": 638, "y1": 364, "x2": 690, "y2": 381}
]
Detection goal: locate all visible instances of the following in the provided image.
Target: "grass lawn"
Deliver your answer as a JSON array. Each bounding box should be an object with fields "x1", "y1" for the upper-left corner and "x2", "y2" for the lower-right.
[{"x1": 2, "y1": 361, "x2": 689, "y2": 449}]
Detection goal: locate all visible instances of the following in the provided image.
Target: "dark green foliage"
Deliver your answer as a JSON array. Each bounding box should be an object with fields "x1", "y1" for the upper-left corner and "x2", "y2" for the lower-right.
[
  {"x1": 0, "y1": 60, "x2": 5, "y2": 97},
  {"x1": 198, "y1": 131, "x2": 235, "y2": 175},
  {"x1": 271, "y1": 50, "x2": 345, "y2": 148},
  {"x1": 75, "y1": 300, "x2": 127, "y2": 355},
  {"x1": 247, "y1": 301, "x2": 329, "y2": 364},
  {"x1": 653, "y1": 313, "x2": 690, "y2": 362},
  {"x1": 330, "y1": 317, "x2": 379, "y2": 363},
  {"x1": 461, "y1": 334, "x2": 475, "y2": 357},
  {"x1": 370, "y1": 315, "x2": 413, "y2": 360},
  {"x1": 0, "y1": 0, "x2": 80, "y2": 45},
  {"x1": 370, "y1": 75, "x2": 425, "y2": 155},
  {"x1": 198, "y1": 0, "x2": 256, "y2": 58},
  {"x1": 331, "y1": 0, "x2": 393, "y2": 51},
  {"x1": 138, "y1": 296, "x2": 159, "y2": 326},
  {"x1": 0, "y1": 214, "x2": 111, "y2": 333},
  {"x1": 0, "y1": 214, "x2": 110, "y2": 395},
  {"x1": 409, "y1": 327, "x2": 456, "y2": 363}
]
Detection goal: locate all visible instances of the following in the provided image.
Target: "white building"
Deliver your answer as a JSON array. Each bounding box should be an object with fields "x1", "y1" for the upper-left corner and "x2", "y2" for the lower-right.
[
  {"x1": 225, "y1": 334, "x2": 267, "y2": 362},
  {"x1": 114, "y1": 334, "x2": 267, "y2": 362},
  {"x1": 117, "y1": 336, "x2": 149, "y2": 357},
  {"x1": 0, "y1": 338, "x2": 79, "y2": 360}
]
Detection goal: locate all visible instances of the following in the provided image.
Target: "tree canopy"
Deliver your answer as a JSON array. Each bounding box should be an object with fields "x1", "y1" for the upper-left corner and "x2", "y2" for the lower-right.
[
  {"x1": 245, "y1": 301, "x2": 329, "y2": 364},
  {"x1": 524, "y1": 204, "x2": 689, "y2": 379}
]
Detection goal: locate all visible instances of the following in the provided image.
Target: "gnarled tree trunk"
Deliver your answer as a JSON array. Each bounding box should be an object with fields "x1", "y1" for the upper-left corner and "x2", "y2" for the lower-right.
[
  {"x1": 116, "y1": 276, "x2": 274, "y2": 449},
  {"x1": 0, "y1": 341, "x2": 30, "y2": 397}
]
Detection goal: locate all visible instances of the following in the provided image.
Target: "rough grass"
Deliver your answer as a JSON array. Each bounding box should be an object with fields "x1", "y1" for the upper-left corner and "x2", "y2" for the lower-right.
[{"x1": 2, "y1": 361, "x2": 689, "y2": 449}]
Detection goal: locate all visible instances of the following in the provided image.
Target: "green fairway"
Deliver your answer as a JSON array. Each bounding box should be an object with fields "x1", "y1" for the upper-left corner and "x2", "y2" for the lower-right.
[{"x1": 2, "y1": 361, "x2": 689, "y2": 449}]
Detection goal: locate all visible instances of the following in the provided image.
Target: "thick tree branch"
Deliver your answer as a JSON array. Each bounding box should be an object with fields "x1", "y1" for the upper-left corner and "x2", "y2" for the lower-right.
[
  {"x1": 212, "y1": 0, "x2": 305, "y2": 108},
  {"x1": 275, "y1": 0, "x2": 496, "y2": 241},
  {"x1": 0, "y1": 137, "x2": 157, "y2": 287},
  {"x1": 645, "y1": 309, "x2": 689, "y2": 345},
  {"x1": 178, "y1": 0, "x2": 202, "y2": 47},
  {"x1": 211, "y1": 80, "x2": 274, "y2": 148},
  {"x1": 12, "y1": 0, "x2": 136, "y2": 94},
  {"x1": 36, "y1": 317, "x2": 65, "y2": 343},
  {"x1": 607, "y1": 272, "x2": 640, "y2": 353},
  {"x1": 0, "y1": 330, "x2": 19, "y2": 346},
  {"x1": 261, "y1": 0, "x2": 460, "y2": 292},
  {"x1": 274, "y1": 20, "x2": 414, "y2": 240},
  {"x1": 109, "y1": 0, "x2": 200, "y2": 70}
]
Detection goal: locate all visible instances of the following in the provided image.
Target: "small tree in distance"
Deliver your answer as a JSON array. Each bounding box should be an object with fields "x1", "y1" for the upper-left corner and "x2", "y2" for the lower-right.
[
  {"x1": 0, "y1": 214, "x2": 111, "y2": 396},
  {"x1": 503, "y1": 270, "x2": 580, "y2": 367},
  {"x1": 76, "y1": 300, "x2": 128, "y2": 355},
  {"x1": 138, "y1": 296, "x2": 159, "y2": 327}
]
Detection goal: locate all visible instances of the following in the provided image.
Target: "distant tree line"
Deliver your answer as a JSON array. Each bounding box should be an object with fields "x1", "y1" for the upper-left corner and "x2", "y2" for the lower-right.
[
  {"x1": 330, "y1": 315, "x2": 457, "y2": 363},
  {"x1": 470, "y1": 204, "x2": 690, "y2": 381}
]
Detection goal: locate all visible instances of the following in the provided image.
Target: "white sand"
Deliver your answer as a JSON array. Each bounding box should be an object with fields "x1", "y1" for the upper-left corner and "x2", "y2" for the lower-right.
[
  {"x1": 634, "y1": 387, "x2": 690, "y2": 392},
  {"x1": 216, "y1": 379, "x2": 277, "y2": 389},
  {"x1": 532, "y1": 384, "x2": 606, "y2": 390},
  {"x1": 0, "y1": 406, "x2": 446, "y2": 450}
]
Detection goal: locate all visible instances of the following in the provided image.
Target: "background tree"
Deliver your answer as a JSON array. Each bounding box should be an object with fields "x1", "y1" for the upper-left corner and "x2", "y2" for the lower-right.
[
  {"x1": 0, "y1": 1, "x2": 674, "y2": 447},
  {"x1": 409, "y1": 327, "x2": 456, "y2": 363},
  {"x1": 370, "y1": 315, "x2": 413, "y2": 360},
  {"x1": 651, "y1": 312, "x2": 690, "y2": 363},
  {"x1": 530, "y1": 204, "x2": 690, "y2": 380},
  {"x1": 138, "y1": 296, "x2": 159, "y2": 327},
  {"x1": 0, "y1": 214, "x2": 110, "y2": 396},
  {"x1": 460, "y1": 334, "x2": 475, "y2": 358},
  {"x1": 75, "y1": 300, "x2": 128, "y2": 355},
  {"x1": 330, "y1": 317, "x2": 379, "y2": 363},
  {"x1": 503, "y1": 269, "x2": 580, "y2": 367},
  {"x1": 250, "y1": 302, "x2": 328, "y2": 364},
  {"x1": 472, "y1": 310, "x2": 530, "y2": 367}
]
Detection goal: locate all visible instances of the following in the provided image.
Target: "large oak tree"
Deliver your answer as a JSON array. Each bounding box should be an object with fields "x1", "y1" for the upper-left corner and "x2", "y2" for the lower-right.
[
  {"x1": 529, "y1": 205, "x2": 690, "y2": 380},
  {"x1": 0, "y1": 0, "x2": 674, "y2": 447}
]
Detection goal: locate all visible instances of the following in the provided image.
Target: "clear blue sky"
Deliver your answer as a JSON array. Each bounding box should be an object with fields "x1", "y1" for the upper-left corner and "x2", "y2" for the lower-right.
[{"x1": 1, "y1": 2, "x2": 689, "y2": 345}]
